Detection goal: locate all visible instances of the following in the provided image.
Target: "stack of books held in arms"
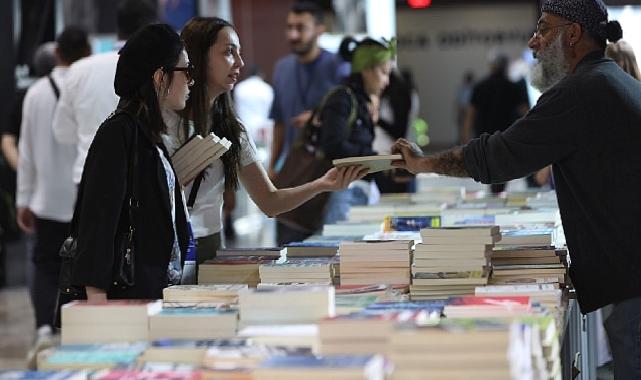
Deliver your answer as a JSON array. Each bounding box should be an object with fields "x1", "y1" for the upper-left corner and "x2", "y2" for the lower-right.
[
  {"x1": 60, "y1": 300, "x2": 161, "y2": 344},
  {"x1": 410, "y1": 226, "x2": 499, "y2": 300},
  {"x1": 162, "y1": 284, "x2": 248, "y2": 307},
  {"x1": 171, "y1": 132, "x2": 231, "y2": 185},
  {"x1": 339, "y1": 240, "x2": 413, "y2": 286},
  {"x1": 148, "y1": 306, "x2": 238, "y2": 340}
]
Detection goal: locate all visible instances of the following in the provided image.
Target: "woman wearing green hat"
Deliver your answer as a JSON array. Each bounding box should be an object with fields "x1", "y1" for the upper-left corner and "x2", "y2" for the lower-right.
[{"x1": 319, "y1": 36, "x2": 396, "y2": 224}]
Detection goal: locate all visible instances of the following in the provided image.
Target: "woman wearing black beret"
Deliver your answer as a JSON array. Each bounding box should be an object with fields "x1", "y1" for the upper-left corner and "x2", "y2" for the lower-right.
[{"x1": 69, "y1": 24, "x2": 194, "y2": 302}]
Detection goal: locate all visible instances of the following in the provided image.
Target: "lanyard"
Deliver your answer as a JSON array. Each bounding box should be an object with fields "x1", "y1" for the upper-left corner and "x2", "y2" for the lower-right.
[{"x1": 295, "y1": 52, "x2": 323, "y2": 109}]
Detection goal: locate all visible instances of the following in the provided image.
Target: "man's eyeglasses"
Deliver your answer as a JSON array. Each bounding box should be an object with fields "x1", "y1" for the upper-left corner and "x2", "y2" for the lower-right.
[
  {"x1": 167, "y1": 63, "x2": 195, "y2": 86},
  {"x1": 533, "y1": 22, "x2": 573, "y2": 39}
]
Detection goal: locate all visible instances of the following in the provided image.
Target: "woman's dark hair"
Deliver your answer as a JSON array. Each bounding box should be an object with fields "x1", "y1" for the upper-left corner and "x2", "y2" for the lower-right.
[
  {"x1": 116, "y1": 24, "x2": 183, "y2": 143},
  {"x1": 180, "y1": 17, "x2": 244, "y2": 191},
  {"x1": 338, "y1": 36, "x2": 386, "y2": 63}
]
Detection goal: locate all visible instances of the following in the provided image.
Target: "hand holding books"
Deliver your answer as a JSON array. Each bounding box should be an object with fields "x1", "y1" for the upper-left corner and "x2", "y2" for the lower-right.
[
  {"x1": 171, "y1": 133, "x2": 232, "y2": 185},
  {"x1": 390, "y1": 139, "x2": 425, "y2": 174},
  {"x1": 317, "y1": 165, "x2": 369, "y2": 191},
  {"x1": 332, "y1": 154, "x2": 403, "y2": 174}
]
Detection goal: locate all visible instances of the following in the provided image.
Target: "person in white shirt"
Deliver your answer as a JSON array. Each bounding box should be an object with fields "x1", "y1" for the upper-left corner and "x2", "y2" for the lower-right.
[
  {"x1": 233, "y1": 64, "x2": 275, "y2": 154},
  {"x1": 163, "y1": 17, "x2": 367, "y2": 273},
  {"x1": 52, "y1": 0, "x2": 156, "y2": 184},
  {"x1": 15, "y1": 27, "x2": 91, "y2": 367}
]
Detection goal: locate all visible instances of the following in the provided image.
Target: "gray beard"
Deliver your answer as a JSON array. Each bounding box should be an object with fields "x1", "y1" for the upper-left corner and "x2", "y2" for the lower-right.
[{"x1": 531, "y1": 33, "x2": 570, "y2": 92}]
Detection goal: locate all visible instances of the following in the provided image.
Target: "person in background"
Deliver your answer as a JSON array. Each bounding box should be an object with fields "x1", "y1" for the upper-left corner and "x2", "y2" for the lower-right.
[
  {"x1": 319, "y1": 36, "x2": 396, "y2": 224},
  {"x1": 269, "y1": 1, "x2": 348, "y2": 245},
  {"x1": 0, "y1": 43, "x2": 57, "y2": 245},
  {"x1": 461, "y1": 52, "x2": 529, "y2": 194},
  {"x1": 455, "y1": 71, "x2": 474, "y2": 144},
  {"x1": 228, "y1": 64, "x2": 275, "y2": 241},
  {"x1": 52, "y1": 0, "x2": 156, "y2": 185},
  {"x1": 376, "y1": 68, "x2": 420, "y2": 194},
  {"x1": 70, "y1": 24, "x2": 192, "y2": 302},
  {"x1": 606, "y1": 40, "x2": 641, "y2": 80},
  {"x1": 392, "y1": 0, "x2": 641, "y2": 376},
  {"x1": 163, "y1": 17, "x2": 366, "y2": 270},
  {"x1": 16, "y1": 27, "x2": 91, "y2": 367}
]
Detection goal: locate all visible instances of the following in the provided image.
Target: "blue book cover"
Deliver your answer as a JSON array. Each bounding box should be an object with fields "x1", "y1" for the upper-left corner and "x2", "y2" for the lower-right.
[
  {"x1": 365, "y1": 300, "x2": 447, "y2": 313},
  {"x1": 259, "y1": 355, "x2": 377, "y2": 369},
  {"x1": 151, "y1": 338, "x2": 249, "y2": 348},
  {"x1": 385, "y1": 216, "x2": 441, "y2": 232},
  {"x1": 0, "y1": 371, "x2": 91, "y2": 380},
  {"x1": 156, "y1": 307, "x2": 237, "y2": 316}
]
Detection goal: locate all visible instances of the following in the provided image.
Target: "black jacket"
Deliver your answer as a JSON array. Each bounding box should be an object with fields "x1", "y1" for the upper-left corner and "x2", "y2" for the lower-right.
[
  {"x1": 319, "y1": 75, "x2": 377, "y2": 160},
  {"x1": 464, "y1": 51, "x2": 641, "y2": 313},
  {"x1": 71, "y1": 110, "x2": 189, "y2": 299}
]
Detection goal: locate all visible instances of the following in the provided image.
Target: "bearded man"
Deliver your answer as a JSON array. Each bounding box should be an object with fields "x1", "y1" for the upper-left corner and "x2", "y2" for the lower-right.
[
  {"x1": 268, "y1": 1, "x2": 349, "y2": 245},
  {"x1": 392, "y1": 0, "x2": 641, "y2": 376}
]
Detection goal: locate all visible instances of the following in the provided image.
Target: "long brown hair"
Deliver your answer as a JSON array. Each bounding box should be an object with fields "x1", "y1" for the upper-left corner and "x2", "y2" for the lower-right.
[
  {"x1": 606, "y1": 40, "x2": 641, "y2": 81},
  {"x1": 180, "y1": 17, "x2": 244, "y2": 190}
]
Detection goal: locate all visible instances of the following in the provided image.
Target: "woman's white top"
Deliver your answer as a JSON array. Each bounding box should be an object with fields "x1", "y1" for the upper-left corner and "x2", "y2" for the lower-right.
[{"x1": 162, "y1": 111, "x2": 258, "y2": 238}]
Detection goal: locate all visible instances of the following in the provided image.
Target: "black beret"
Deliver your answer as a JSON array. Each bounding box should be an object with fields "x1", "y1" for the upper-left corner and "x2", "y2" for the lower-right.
[{"x1": 114, "y1": 23, "x2": 183, "y2": 97}]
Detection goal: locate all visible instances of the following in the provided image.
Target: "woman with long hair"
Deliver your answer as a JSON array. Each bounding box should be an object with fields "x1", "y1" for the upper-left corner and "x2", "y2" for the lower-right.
[
  {"x1": 70, "y1": 24, "x2": 193, "y2": 302},
  {"x1": 163, "y1": 17, "x2": 366, "y2": 265},
  {"x1": 606, "y1": 40, "x2": 641, "y2": 81}
]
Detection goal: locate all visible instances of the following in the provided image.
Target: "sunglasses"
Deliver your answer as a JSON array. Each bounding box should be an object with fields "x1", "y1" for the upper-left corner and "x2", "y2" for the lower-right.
[{"x1": 167, "y1": 63, "x2": 195, "y2": 85}]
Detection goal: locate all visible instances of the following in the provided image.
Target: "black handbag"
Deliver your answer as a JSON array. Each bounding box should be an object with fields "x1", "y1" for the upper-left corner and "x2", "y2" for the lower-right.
[
  {"x1": 59, "y1": 111, "x2": 139, "y2": 295},
  {"x1": 273, "y1": 86, "x2": 357, "y2": 233}
]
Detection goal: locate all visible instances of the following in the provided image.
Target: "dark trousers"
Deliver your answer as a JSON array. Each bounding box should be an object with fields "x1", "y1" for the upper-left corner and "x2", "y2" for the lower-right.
[
  {"x1": 604, "y1": 296, "x2": 641, "y2": 379},
  {"x1": 276, "y1": 220, "x2": 313, "y2": 247},
  {"x1": 30, "y1": 218, "x2": 69, "y2": 329}
]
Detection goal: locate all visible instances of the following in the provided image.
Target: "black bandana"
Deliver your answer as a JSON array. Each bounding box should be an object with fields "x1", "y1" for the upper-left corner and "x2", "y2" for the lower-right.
[{"x1": 542, "y1": 0, "x2": 608, "y2": 38}]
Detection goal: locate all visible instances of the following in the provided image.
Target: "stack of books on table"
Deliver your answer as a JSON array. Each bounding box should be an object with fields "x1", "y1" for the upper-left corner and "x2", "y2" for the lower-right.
[
  {"x1": 389, "y1": 318, "x2": 531, "y2": 380},
  {"x1": 253, "y1": 354, "x2": 385, "y2": 380},
  {"x1": 347, "y1": 203, "x2": 444, "y2": 223},
  {"x1": 216, "y1": 247, "x2": 286, "y2": 259},
  {"x1": 442, "y1": 295, "x2": 532, "y2": 318},
  {"x1": 318, "y1": 300, "x2": 443, "y2": 355},
  {"x1": 322, "y1": 221, "x2": 382, "y2": 237},
  {"x1": 339, "y1": 240, "x2": 413, "y2": 286},
  {"x1": 60, "y1": 300, "x2": 161, "y2": 344},
  {"x1": 198, "y1": 256, "x2": 277, "y2": 287},
  {"x1": 410, "y1": 226, "x2": 499, "y2": 300},
  {"x1": 162, "y1": 284, "x2": 248, "y2": 307},
  {"x1": 138, "y1": 338, "x2": 249, "y2": 365},
  {"x1": 475, "y1": 284, "x2": 563, "y2": 315},
  {"x1": 491, "y1": 246, "x2": 567, "y2": 286},
  {"x1": 37, "y1": 343, "x2": 147, "y2": 370},
  {"x1": 148, "y1": 307, "x2": 238, "y2": 340},
  {"x1": 284, "y1": 242, "x2": 339, "y2": 258},
  {"x1": 171, "y1": 132, "x2": 231, "y2": 185},
  {"x1": 203, "y1": 343, "x2": 307, "y2": 372},
  {"x1": 495, "y1": 228, "x2": 555, "y2": 247},
  {"x1": 238, "y1": 286, "x2": 335, "y2": 326},
  {"x1": 258, "y1": 257, "x2": 335, "y2": 285}
]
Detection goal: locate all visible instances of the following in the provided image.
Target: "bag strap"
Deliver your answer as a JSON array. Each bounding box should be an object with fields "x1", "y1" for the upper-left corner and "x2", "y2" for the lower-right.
[
  {"x1": 68, "y1": 110, "x2": 138, "y2": 237},
  {"x1": 187, "y1": 171, "x2": 204, "y2": 208},
  {"x1": 48, "y1": 75, "x2": 60, "y2": 100},
  {"x1": 314, "y1": 85, "x2": 358, "y2": 132}
]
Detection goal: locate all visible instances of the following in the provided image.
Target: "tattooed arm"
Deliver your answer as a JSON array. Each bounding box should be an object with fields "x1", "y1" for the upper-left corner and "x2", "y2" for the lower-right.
[{"x1": 391, "y1": 138, "x2": 469, "y2": 177}]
